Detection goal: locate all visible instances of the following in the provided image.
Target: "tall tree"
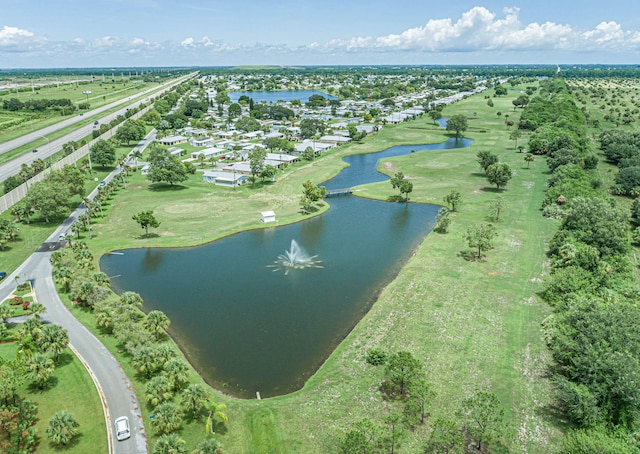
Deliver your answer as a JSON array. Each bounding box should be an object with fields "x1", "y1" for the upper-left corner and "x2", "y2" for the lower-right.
[
  {"x1": 37, "y1": 324, "x2": 68, "y2": 362},
  {"x1": 248, "y1": 148, "x2": 267, "y2": 187},
  {"x1": 90, "y1": 139, "x2": 117, "y2": 167},
  {"x1": 477, "y1": 150, "x2": 499, "y2": 172},
  {"x1": 144, "y1": 310, "x2": 170, "y2": 340},
  {"x1": 153, "y1": 402, "x2": 183, "y2": 434},
  {"x1": 25, "y1": 180, "x2": 70, "y2": 223},
  {"x1": 181, "y1": 383, "x2": 211, "y2": 419},
  {"x1": 443, "y1": 190, "x2": 462, "y2": 212},
  {"x1": 145, "y1": 375, "x2": 173, "y2": 407},
  {"x1": 132, "y1": 210, "x2": 161, "y2": 236},
  {"x1": 456, "y1": 391, "x2": 505, "y2": 451},
  {"x1": 25, "y1": 352, "x2": 55, "y2": 389},
  {"x1": 485, "y1": 162, "x2": 513, "y2": 189},
  {"x1": 434, "y1": 208, "x2": 451, "y2": 233},
  {"x1": 405, "y1": 376, "x2": 436, "y2": 425},
  {"x1": 300, "y1": 180, "x2": 326, "y2": 213},
  {"x1": 445, "y1": 114, "x2": 468, "y2": 138},
  {"x1": 384, "y1": 351, "x2": 422, "y2": 398},
  {"x1": 465, "y1": 223, "x2": 497, "y2": 260},
  {"x1": 425, "y1": 417, "x2": 464, "y2": 453},
  {"x1": 147, "y1": 145, "x2": 188, "y2": 186}
]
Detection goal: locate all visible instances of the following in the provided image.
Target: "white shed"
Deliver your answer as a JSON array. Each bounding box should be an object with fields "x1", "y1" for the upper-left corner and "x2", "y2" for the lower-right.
[{"x1": 261, "y1": 211, "x2": 276, "y2": 223}]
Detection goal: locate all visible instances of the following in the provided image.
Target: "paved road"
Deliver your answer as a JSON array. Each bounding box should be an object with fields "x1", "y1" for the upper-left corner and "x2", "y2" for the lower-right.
[
  {"x1": 0, "y1": 130, "x2": 158, "y2": 454},
  {"x1": 0, "y1": 72, "x2": 195, "y2": 183}
]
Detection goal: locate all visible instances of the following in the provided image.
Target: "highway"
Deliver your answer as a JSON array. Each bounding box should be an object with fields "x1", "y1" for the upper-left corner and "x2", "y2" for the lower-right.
[
  {"x1": 0, "y1": 114, "x2": 168, "y2": 454},
  {"x1": 0, "y1": 72, "x2": 194, "y2": 184}
]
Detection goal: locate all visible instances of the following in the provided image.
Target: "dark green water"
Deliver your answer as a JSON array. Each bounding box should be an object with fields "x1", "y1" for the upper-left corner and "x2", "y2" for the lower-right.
[{"x1": 100, "y1": 138, "x2": 471, "y2": 398}]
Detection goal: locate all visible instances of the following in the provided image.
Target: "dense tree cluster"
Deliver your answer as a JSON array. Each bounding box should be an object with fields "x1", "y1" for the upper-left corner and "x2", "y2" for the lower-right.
[
  {"x1": 524, "y1": 78, "x2": 640, "y2": 451},
  {"x1": 2, "y1": 97, "x2": 74, "y2": 112},
  {"x1": 48, "y1": 242, "x2": 227, "y2": 452}
]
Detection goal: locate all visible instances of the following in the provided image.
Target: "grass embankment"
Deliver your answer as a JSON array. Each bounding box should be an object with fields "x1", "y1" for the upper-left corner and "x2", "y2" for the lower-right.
[
  {"x1": 79, "y1": 86, "x2": 562, "y2": 452},
  {"x1": 0, "y1": 340, "x2": 106, "y2": 453}
]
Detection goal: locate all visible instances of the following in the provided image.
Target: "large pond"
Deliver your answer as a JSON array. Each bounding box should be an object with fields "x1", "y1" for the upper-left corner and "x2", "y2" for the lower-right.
[
  {"x1": 100, "y1": 138, "x2": 472, "y2": 398},
  {"x1": 228, "y1": 89, "x2": 337, "y2": 104}
]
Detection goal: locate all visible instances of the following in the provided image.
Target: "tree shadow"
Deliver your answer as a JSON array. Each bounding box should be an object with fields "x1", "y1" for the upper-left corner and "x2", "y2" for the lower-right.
[
  {"x1": 386, "y1": 195, "x2": 405, "y2": 202},
  {"x1": 137, "y1": 233, "x2": 160, "y2": 240},
  {"x1": 49, "y1": 432, "x2": 83, "y2": 450},
  {"x1": 27, "y1": 376, "x2": 59, "y2": 393},
  {"x1": 482, "y1": 187, "x2": 505, "y2": 194},
  {"x1": 148, "y1": 184, "x2": 188, "y2": 192},
  {"x1": 458, "y1": 250, "x2": 485, "y2": 262},
  {"x1": 54, "y1": 351, "x2": 74, "y2": 368}
]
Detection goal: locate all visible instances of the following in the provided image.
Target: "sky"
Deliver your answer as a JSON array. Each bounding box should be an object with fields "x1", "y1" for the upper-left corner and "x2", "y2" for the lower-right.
[{"x1": 1, "y1": 0, "x2": 639, "y2": 68}]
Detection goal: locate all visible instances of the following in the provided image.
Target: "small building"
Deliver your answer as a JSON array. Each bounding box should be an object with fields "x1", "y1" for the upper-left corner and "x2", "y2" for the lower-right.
[
  {"x1": 261, "y1": 211, "x2": 276, "y2": 223},
  {"x1": 157, "y1": 135, "x2": 188, "y2": 146},
  {"x1": 202, "y1": 170, "x2": 247, "y2": 187}
]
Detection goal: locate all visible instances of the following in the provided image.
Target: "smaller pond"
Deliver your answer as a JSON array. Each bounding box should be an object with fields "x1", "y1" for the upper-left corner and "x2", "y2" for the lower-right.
[
  {"x1": 435, "y1": 117, "x2": 449, "y2": 129},
  {"x1": 228, "y1": 90, "x2": 337, "y2": 104}
]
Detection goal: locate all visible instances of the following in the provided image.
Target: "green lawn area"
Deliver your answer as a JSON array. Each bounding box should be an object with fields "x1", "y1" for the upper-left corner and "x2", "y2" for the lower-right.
[
  {"x1": 0, "y1": 339, "x2": 106, "y2": 453},
  {"x1": 1, "y1": 84, "x2": 565, "y2": 452}
]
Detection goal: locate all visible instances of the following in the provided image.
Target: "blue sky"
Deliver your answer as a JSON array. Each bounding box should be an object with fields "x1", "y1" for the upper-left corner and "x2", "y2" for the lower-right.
[{"x1": 1, "y1": 1, "x2": 639, "y2": 68}]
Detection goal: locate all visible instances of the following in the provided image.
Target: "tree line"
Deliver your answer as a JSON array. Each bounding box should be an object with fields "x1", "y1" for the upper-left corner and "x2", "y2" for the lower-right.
[{"x1": 524, "y1": 78, "x2": 640, "y2": 452}]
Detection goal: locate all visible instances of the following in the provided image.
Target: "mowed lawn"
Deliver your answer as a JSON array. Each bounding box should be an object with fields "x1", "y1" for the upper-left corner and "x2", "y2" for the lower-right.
[{"x1": 57, "y1": 86, "x2": 562, "y2": 452}]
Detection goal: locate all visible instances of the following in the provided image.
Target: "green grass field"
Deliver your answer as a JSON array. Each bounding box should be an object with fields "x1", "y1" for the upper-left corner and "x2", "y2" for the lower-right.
[
  {"x1": 2, "y1": 84, "x2": 567, "y2": 452},
  {"x1": 80, "y1": 87, "x2": 562, "y2": 452}
]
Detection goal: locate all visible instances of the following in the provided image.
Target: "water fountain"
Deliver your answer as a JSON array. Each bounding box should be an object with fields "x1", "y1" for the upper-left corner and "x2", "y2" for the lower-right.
[{"x1": 268, "y1": 239, "x2": 323, "y2": 275}]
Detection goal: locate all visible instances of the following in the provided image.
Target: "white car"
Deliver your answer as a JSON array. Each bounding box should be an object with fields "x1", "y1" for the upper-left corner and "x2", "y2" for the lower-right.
[{"x1": 114, "y1": 416, "x2": 130, "y2": 441}]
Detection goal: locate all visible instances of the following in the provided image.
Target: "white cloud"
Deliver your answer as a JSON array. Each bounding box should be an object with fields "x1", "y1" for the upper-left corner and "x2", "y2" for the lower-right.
[
  {"x1": 180, "y1": 37, "x2": 194, "y2": 47},
  {"x1": 0, "y1": 25, "x2": 45, "y2": 52},
  {"x1": 315, "y1": 6, "x2": 640, "y2": 54},
  {"x1": 2, "y1": 6, "x2": 640, "y2": 66}
]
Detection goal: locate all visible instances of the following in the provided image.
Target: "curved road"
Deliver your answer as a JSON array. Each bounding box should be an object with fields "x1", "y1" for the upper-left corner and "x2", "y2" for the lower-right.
[{"x1": 0, "y1": 133, "x2": 162, "y2": 454}]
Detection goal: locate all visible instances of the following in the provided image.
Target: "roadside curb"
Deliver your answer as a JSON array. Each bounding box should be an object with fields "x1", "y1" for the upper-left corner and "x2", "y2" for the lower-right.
[{"x1": 68, "y1": 342, "x2": 114, "y2": 454}]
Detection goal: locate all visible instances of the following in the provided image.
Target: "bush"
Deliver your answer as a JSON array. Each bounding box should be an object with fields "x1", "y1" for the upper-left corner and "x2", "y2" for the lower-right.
[
  {"x1": 366, "y1": 347, "x2": 387, "y2": 366},
  {"x1": 10, "y1": 296, "x2": 23, "y2": 305},
  {"x1": 22, "y1": 300, "x2": 30, "y2": 311}
]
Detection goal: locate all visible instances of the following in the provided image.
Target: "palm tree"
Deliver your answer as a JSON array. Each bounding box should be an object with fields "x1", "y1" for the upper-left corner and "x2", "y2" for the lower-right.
[
  {"x1": 181, "y1": 383, "x2": 210, "y2": 418},
  {"x1": 163, "y1": 358, "x2": 188, "y2": 392},
  {"x1": 192, "y1": 437, "x2": 222, "y2": 454},
  {"x1": 153, "y1": 433, "x2": 187, "y2": 454},
  {"x1": 524, "y1": 154, "x2": 535, "y2": 169},
  {"x1": 92, "y1": 272, "x2": 111, "y2": 287},
  {"x1": 26, "y1": 352, "x2": 55, "y2": 389},
  {"x1": 20, "y1": 317, "x2": 42, "y2": 340},
  {"x1": 144, "y1": 310, "x2": 170, "y2": 340},
  {"x1": 46, "y1": 410, "x2": 80, "y2": 446},
  {"x1": 38, "y1": 324, "x2": 69, "y2": 362},
  {"x1": 53, "y1": 266, "x2": 73, "y2": 293},
  {"x1": 206, "y1": 401, "x2": 229, "y2": 434},
  {"x1": 145, "y1": 375, "x2": 173, "y2": 407},
  {"x1": 95, "y1": 307, "x2": 114, "y2": 333},
  {"x1": 0, "y1": 304, "x2": 12, "y2": 324},
  {"x1": 120, "y1": 291, "x2": 144, "y2": 308},
  {"x1": 132, "y1": 346, "x2": 162, "y2": 379},
  {"x1": 29, "y1": 302, "x2": 46, "y2": 319},
  {"x1": 153, "y1": 402, "x2": 183, "y2": 434}
]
